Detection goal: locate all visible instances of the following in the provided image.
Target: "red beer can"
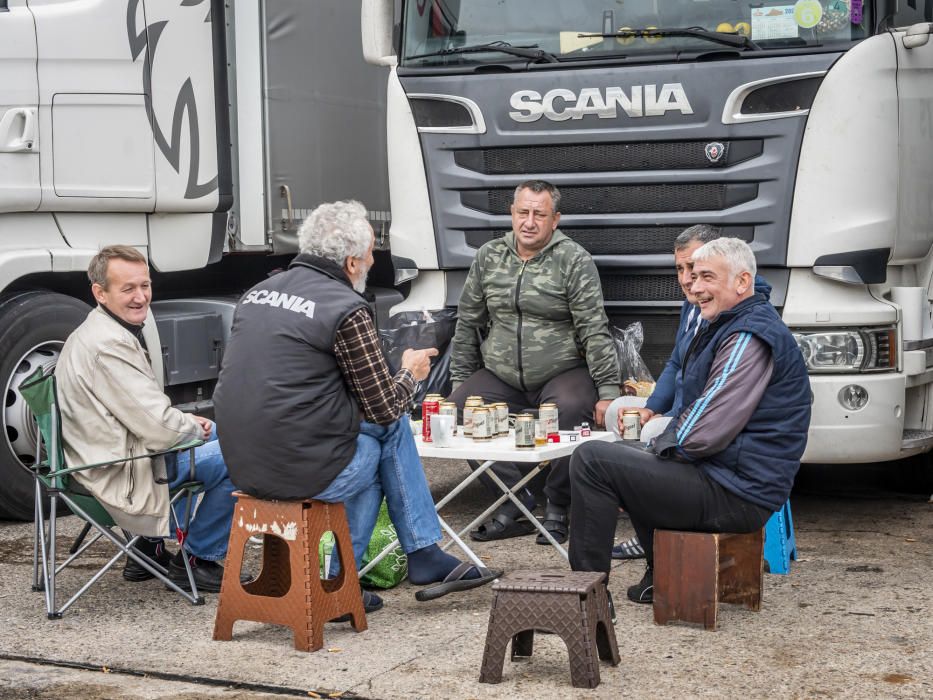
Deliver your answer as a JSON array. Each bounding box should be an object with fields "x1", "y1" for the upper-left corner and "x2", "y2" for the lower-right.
[{"x1": 422, "y1": 400, "x2": 440, "y2": 442}]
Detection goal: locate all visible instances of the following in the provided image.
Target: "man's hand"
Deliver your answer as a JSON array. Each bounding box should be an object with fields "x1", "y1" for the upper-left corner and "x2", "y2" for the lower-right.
[
  {"x1": 401, "y1": 347, "x2": 439, "y2": 382},
  {"x1": 194, "y1": 415, "x2": 213, "y2": 440},
  {"x1": 637, "y1": 408, "x2": 656, "y2": 426},
  {"x1": 594, "y1": 399, "x2": 612, "y2": 428}
]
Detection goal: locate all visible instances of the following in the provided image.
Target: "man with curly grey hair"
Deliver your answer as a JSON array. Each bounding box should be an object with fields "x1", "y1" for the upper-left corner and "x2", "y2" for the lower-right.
[{"x1": 215, "y1": 200, "x2": 501, "y2": 615}]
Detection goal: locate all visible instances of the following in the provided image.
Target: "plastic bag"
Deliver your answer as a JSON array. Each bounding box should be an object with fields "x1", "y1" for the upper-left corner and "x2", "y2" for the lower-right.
[
  {"x1": 360, "y1": 500, "x2": 408, "y2": 589},
  {"x1": 379, "y1": 307, "x2": 457, "y2": 405},
  {"x1": 318, "y1": 500, "x2": 408, "y2": 590},
  {"x1": 611, "y1": 322, "x2": 656, "y2": 397}
]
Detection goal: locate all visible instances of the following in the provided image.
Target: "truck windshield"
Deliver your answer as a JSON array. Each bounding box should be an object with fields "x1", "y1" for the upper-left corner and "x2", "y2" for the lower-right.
[{"x1": 401, "y1": 0, "x2": 873, "y2": 67}]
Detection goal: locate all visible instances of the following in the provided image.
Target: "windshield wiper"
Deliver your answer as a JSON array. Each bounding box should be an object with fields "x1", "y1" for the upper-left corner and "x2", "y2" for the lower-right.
[
  {"x1": 580, "y1": 27, "x2": 761, "y2": 51},
  {"x1": 408, "y1": 41, "x2": 559, "y2": 63}
]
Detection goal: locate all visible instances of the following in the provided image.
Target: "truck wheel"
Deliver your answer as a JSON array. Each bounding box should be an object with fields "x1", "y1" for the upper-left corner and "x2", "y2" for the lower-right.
[{"x1": 0, "y1": 292, "x2": 91, "y2": 520}]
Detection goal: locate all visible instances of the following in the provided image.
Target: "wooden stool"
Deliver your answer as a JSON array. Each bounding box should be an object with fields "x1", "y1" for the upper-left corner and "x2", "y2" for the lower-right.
[
  {"x1": 212, "y1": 492, "x2": 367, "y2": 652},
  {"x1": 479, "y1": 570, "x2": 620, "y2": 689},
  {"x1": 653, "y1": 529, "x2": 763, "y2": 631}
]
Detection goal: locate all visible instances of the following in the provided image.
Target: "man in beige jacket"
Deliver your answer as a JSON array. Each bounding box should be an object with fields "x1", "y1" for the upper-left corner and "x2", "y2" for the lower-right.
[{"x1": 56, "y1": 245, "x2": 235, "y2": 593}]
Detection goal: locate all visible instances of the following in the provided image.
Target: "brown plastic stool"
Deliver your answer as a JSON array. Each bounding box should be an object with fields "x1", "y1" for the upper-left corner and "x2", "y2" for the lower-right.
[
  {"x1": 479, "y1": 570, "x2": 620, "y2": 689},
  {"x1": 653, "y1": 528, "x2": 763, "y2": 631},
  {"x1": 212, "y1": 492, "x2": 367, "y2": 651}
]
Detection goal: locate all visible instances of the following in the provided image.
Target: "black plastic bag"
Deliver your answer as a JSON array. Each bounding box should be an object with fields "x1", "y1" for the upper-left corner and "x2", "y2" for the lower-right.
[{"x1": 379, "y1": 308, "x2": 458, "y2": 405}]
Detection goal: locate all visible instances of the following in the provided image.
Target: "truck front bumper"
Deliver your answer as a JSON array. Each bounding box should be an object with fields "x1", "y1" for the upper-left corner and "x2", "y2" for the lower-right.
[{"x1": 802, "y1": 373, "x2": 907, "y2": 463}]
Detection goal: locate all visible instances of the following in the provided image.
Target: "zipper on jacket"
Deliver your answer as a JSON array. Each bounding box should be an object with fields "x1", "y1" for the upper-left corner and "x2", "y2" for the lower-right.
[{"x1": 514, "y1": 261, "x2": 528, "y2": 391}]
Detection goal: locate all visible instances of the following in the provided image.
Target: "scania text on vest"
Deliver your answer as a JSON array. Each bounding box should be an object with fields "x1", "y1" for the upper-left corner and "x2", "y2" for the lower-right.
[{"x1": 242, "y1": 289, "x2": 316, "y2": 318}]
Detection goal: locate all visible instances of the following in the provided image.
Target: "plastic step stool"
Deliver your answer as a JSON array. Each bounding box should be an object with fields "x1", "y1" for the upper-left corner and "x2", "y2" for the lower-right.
[{"x1": 763, "y1": 500, "x2": 796, "y2": 575}]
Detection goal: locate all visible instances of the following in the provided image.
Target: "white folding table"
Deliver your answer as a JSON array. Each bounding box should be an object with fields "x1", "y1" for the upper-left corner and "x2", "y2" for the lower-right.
[{"x1": 358, "y1": 428, "x2": 616, "y2": 576}]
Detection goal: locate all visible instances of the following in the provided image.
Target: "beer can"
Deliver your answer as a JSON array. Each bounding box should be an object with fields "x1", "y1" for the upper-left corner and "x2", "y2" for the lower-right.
[
  {"x1": 439, "y1": 402, "x2": 458, "y2": 438},
  {"x1": 466, "y1": 395, "x2": 484, "y2": 404},
  {"x1": 472, "y1": 407, "x2": 492, "y2": 441},
  {"x1": 622, "y1": 410, "x2": 641, "y2": 441},
  {"x1": 424, "y1": 393, "x2": 445, "y2": 404},
  {"x1": 514, "y1": 414, "x2": 535, "y2": 449},
  {"x1": 539, "y1": 403, "x2": 559, "y2": 435},
  {"x1": 493, "y1": 402, "x2": 510, "y2": 436},
  {"x1": 422, "y1": 400, "x2": 440, "y2": 442},
  {"x1": 463, "y1": 398, "x2": 484, "y2": 436}
]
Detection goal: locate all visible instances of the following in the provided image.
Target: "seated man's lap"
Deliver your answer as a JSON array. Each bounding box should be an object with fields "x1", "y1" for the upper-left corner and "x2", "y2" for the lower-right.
[{"x1": 314, "y1": 430, "x2": 381, "y2": 503}]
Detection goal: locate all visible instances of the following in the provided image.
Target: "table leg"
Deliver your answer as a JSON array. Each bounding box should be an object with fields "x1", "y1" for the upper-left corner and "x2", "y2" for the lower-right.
[{"x1": 483, "y1": 468, "x2": 569, "y2": 561}]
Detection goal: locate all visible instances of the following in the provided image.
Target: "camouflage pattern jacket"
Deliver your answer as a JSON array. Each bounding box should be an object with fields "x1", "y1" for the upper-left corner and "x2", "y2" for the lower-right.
[{"x1": 450, "y1": 230, "x2": 621, "y2": 400}]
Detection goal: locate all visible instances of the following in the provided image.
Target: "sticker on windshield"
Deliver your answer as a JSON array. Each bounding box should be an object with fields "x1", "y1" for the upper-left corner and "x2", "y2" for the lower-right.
[
  {"x1": 750, "y1": 5, "x2": 799, "y2": 40},
  {"x1": 850, "y1": 0, "x2": 863, "y2": 25},
  {"x1": 794, "y1": 0, "x2": 823, "y2": 28}
]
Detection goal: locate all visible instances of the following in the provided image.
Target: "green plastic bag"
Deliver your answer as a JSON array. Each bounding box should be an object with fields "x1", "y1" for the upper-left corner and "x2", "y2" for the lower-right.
[
  {"x1": 318, "y1": 500, "x2": 407, "y2": 590},
  {"x1": 360, "y1": 500, "x2": 408, "y2": 589}
]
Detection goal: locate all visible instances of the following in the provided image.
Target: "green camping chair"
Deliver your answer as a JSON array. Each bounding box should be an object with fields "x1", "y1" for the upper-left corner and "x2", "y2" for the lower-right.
[{"x1": 19, "y1": 365, "x2": 207, "y2": 617}]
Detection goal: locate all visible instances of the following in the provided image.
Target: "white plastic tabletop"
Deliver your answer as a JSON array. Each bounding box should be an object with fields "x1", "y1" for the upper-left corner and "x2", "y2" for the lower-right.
[{"x1": 415, "y1": 428, "x2": 617, "y2": 462}]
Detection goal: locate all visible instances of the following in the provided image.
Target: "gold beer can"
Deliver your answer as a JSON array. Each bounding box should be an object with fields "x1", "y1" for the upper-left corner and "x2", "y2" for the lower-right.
[
  {"x1": 472, "y1": 407, "x2": 492, "y2": 441},
  {"x1": 492, "y1": 402, "x2": 510, "y2": 436},
  {"x1": 539, "y1": 403, "x2": 559, "y2": 435},
  {"x1": 514, "y1": 414, "x2": 535, "y2": 449},
  {"x1": 622, "y1": 410, "x2": 641, "y2": 441},
  {"x1": 463, "y1": 398, "x2": 484, "y2": 436}
]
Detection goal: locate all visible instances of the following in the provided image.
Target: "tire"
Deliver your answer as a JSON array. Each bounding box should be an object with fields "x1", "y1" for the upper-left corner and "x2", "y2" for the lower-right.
[{"x1": 0, "y1": 291, "x2": 91, "y2": 520}]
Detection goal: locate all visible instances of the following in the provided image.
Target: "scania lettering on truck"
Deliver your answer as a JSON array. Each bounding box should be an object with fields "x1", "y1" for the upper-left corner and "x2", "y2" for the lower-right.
[
  {"x1": 362, "y1": 0, "x2": 933, "y2": 469},
  {"x1": 0, "y1": 1, "x2": 395, "y2": 518}
]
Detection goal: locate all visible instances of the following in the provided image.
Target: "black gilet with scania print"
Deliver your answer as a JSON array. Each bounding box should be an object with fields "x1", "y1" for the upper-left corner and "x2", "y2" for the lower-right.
[{"x1": 214, "y1": 254, "x2": 369, "y2": 499}]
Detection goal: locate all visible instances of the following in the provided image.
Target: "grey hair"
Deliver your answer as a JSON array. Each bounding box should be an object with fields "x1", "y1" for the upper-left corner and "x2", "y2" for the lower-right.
[
  {"x1": 692, "y1": 237, "x2": 757, "y2": 279},
  {"x1": 88, "y1": 245, "x2": 147, "y2": 288},
  {"x1": 514, "y1": 180, "x2": 561, "y2": 213},
  {"x1": 297, "y1": 200, "x2": 372, "y2": 264},
  {"x1": 674, "y1": 224, "x2": 721, "y2": 251}
]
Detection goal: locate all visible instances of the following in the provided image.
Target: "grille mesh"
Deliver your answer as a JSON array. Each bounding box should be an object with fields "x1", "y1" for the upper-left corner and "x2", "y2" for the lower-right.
[
  {"x1": 454, "y1": 140, "x2": 762, "y2": 174},
  {"x1": 463, "y1": 184, "x2": 756, "y2": 215},
  {"x1": 601, "y1": 273, "x2": 682, "y2": 302}
]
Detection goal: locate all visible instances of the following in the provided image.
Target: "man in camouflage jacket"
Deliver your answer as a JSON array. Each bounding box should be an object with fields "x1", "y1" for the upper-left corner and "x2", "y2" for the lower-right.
[{"x1": 448, "y1": 180, "x2": 620, "y2": 545}]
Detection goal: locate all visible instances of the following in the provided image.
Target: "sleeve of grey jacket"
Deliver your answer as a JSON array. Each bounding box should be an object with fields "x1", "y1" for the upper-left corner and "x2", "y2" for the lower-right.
[
  {"x1": 662, "y1": 332, "x2": 773, "y2": 459},
  {"x1": 449, "y1": 255, "x2": 489, "y2": 384},
  {"x1": 565, "y1": 250, "x2": 621, "y2": 400}
]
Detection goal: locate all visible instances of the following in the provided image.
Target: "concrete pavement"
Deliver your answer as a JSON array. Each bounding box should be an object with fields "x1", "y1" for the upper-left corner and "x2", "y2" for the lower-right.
[{"x1": 0, "y1": 459, "x2": 930, "y2": 699}]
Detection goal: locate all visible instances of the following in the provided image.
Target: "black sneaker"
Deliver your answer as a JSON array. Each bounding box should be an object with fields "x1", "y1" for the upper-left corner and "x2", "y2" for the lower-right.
[
  {"x1": 123, "y1": 538, "x2": 172, "y2": 582},
  {"x1": 167, "y1": 551, "x2": 226, "y2": 593},
  {"x1": 627, "y1": 565, "x2": 653, "y2": 604}
]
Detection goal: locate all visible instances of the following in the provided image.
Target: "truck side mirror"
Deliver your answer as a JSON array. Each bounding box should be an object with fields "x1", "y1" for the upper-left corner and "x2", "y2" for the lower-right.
[
  {"x1": 902, "y1": 22, "x2": 933, "y2": 48},
  {"x1": 361, "y1": 0, "x2": 398, "y2": 66}
]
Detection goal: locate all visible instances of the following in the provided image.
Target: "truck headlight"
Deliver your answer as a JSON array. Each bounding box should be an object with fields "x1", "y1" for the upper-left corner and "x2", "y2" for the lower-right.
[{"x1": 792, "y1": 328, "x2": 895, "y2": 373}]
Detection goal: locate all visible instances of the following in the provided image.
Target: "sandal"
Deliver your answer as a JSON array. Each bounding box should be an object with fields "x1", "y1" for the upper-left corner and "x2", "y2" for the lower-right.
[
  {"x1": 414, "y1": 563, "x2": 503, "y2": 602},
  {"x1": 611, "y1": 536, "x2": 646, "y2": 560},
  {"x1": 535, "y1": 506, "x2": 569, "y2": 545},
  {"x1": 469, "y1": 511, "x2": 536, "y2": 541}
]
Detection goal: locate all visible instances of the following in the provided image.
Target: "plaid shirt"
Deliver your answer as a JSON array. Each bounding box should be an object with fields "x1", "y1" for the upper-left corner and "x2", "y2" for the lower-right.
[{"x1": 334, "y1": 307, "x2": 416, "y2": 424}]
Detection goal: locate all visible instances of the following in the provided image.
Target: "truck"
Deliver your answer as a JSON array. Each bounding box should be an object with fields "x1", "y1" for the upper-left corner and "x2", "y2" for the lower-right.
[
  {"x1": 360, "y1": 0, "x2": 933, "y2": 470},
  {"x1": 0, "y1": 0, "x2": 402, "y2": 518}
]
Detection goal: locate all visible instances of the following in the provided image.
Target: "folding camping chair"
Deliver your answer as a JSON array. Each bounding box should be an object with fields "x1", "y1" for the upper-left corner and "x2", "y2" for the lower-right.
[{"x1": 19, "y1": 366, "x2": 207, "y2": 618}]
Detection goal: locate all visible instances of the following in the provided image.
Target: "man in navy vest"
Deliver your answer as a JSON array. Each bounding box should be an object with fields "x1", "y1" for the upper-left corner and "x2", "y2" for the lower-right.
[
  {"x1": 215, "y1": 201, "x2": 501, "y2": 614},
  {"x1": 568, "y1": 238, "x2": 810, "y2": 605}
]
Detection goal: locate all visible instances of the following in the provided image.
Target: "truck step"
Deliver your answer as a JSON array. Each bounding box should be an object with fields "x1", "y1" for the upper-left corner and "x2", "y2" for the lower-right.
[{"x1": 901, "y1": 429, "x2": 933, "y2": 451}]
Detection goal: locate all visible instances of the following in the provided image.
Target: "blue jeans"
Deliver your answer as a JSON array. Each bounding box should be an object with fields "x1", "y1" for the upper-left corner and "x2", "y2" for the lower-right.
[
  {"x1": 167, "y1": 426, "x2": 235, "y2": 561},
  {"x1": 314, "y1": 418, "x2": 441, "y2": 569}
]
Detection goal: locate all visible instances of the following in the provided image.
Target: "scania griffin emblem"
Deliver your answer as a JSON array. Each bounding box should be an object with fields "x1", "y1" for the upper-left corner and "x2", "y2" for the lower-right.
[{"x1": 704, "y1": 142, "x2": 726, "y2": 163}]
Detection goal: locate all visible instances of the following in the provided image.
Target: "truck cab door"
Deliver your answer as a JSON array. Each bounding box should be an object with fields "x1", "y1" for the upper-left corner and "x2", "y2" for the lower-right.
[{"x1": 0, "y1": 0, "x2": 40, "y2": 213}]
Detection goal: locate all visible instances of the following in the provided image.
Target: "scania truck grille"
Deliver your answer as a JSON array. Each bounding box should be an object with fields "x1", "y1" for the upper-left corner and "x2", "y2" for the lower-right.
[
  {"x1": 454, "y1": 139, "x2": 763, "y2": 174},
  {"x1": 462, "y1": 183, "x2": 758, "y2": 216}
]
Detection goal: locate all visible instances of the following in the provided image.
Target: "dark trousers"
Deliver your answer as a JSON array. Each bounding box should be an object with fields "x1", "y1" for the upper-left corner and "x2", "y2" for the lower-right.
[
  {"x1": 448, "y1": 367, "x2": 598, "y2": 508},
  {"x1": 568, "y1": 441, "x2": 771, "y2": 578}
]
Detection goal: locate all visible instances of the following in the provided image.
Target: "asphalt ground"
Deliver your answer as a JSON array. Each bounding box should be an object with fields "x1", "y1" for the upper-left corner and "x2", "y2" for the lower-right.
[{"x1": 0, "y1": 458, "x2": 930, "y2": 699}]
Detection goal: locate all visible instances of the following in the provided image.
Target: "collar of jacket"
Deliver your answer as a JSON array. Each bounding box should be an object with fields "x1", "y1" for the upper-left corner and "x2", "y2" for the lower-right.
[
  {"x1": 288, "y1": 253, "x2": 360, "y2": 293},
  {"x1": 705, "y1": 293, "x2": 768, "y2": 331},
  {"x1": 97, "y1": 304, "x2": 146, "y2": 341},
  {"x1": 503, "y1": 228, "x2": 569, "y2": 259}
]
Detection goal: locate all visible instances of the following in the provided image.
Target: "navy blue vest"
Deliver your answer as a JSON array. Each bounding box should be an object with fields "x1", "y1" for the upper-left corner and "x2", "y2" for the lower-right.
[{"x1": 679, "y1": 294, "x2": 811, "y2": 510}]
